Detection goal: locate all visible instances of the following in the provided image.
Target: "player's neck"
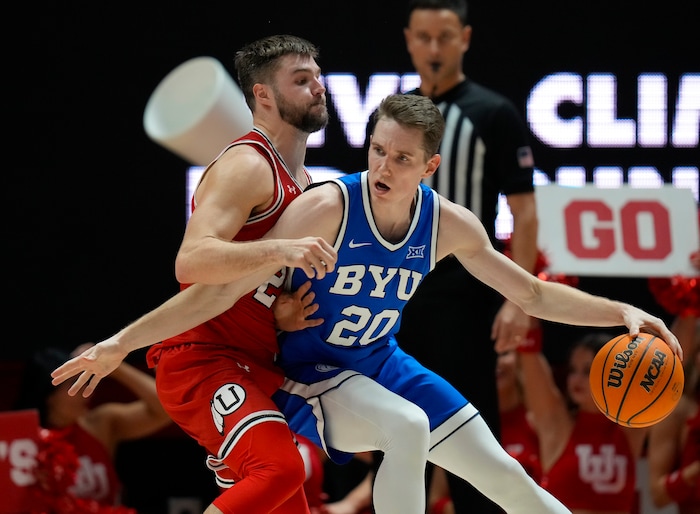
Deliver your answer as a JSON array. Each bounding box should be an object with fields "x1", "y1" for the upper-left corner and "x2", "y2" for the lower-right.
[
  {"x1": 373, "y1": 192, "x2": 417, "y2": 244},
  {"x1": 254, "y1": 120, "x2": 309, "y2": 178}
]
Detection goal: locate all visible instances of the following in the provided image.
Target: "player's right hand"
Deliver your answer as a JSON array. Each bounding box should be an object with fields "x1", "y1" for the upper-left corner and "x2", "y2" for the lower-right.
[
  {"x1": 51, "y1": 339, "x2": 128, "y2": 398},
  {"x1": 284, "y1": 237, "x2": 337, "y2": 279}
]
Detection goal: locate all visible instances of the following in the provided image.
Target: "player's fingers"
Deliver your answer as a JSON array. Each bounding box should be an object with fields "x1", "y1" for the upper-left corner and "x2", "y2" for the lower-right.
[
  {"x1": 304, "y1": 303, "x2": 319, "y2": 317},
  {"x1": 301, "y1": 291, "x2": 316, "y2": 308},
  {"x1": 303, "y1": 317, "x2": 324, "y2": 328},
  {"x1": 52, "y1": 371, "x2": 79, "y2": 386},
  {"x1": 51, "y1": 367, "x2": 73, "y2": 385},
  {"x1": 300, "y1": 262, "x2": 316, "y2": 279},
  {"x1": 295, "y1": 280, "x2": 314, "y2": 300},
  {"x1": 51, "y1": 358, "x2": 82, "y2": 385},
  {"x1": 318, "y1": 238, "x2": 337, "y2": 262},
  {"x1": 319, "y1": 248, "x2": 336, "y2": 272},
  {"x1": 663, "y1": 331, "x2": 683, "y2": 360},
  {"x1": 311, "y1": 259, "x2": 329, "y2": 279},
  {"x1": 82, "y1": 375, "x2": 102, "y2": 398},
  {"x1": 66, "y1": 372, "x2": 91, "y2": 397}
]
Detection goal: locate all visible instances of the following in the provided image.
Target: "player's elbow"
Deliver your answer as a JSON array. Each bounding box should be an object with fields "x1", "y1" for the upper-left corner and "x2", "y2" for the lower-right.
[
  {"x1": 174, "y1": 251, "x2": 198, "y2": 284},
  {"x1": 518, "y1": 277, "x2": 544, "y2": 317}
]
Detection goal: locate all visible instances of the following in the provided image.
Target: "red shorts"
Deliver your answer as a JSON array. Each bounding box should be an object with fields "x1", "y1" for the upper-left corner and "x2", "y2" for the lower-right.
[{"x1": 149, "y1": 342, "x2": 286, "y2": 480}]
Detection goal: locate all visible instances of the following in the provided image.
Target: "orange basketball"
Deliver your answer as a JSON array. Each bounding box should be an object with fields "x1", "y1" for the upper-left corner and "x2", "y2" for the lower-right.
[{"x1": 589, "y1": 332, "x2": 684, "y2": 428}]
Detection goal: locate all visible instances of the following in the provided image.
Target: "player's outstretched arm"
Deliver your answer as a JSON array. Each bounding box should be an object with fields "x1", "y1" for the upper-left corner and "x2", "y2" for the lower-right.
[
  {"x1": 51, "y1": 280, "x2": 253, "y2": 397},
  {"x1": 51, "y1": 238, "x2": 337, "y2": 399},
  {"x1": 440, "y1": 200, "x2": 683, "y2": 360}
]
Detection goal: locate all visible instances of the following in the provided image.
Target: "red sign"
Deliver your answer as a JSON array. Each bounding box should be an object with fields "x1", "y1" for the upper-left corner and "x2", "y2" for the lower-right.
[{"x1": 0, "y1": 410, "x2": 41, "y2": 513}]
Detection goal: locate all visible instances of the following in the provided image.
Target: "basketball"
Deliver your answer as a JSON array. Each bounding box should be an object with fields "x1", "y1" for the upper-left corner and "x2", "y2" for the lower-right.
[{"x1": 589, "y1": 332, "x2": 684, "y2": 428}]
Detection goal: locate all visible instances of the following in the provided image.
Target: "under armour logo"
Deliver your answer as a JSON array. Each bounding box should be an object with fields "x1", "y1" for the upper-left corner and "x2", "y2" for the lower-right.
[
  {"x1": 287, "y1": 184, "x2": 297, "y2": 194},
  {"x1": 406, "y1": 245, "x2": 425, "y2": 259}
]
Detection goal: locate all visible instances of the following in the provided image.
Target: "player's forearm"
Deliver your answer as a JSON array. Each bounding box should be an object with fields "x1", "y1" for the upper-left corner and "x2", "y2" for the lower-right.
[
  {"x1": 175, "y1": 238, "x2": 288, "y2": 285},
  {"x1": 526, "y1": 281, "x2": 677, "y2": 350},
  {"x1": 525, "y1": 281, "x2": 629, "y2": 327},
  {"x1": 113, "y1": 282, "x2": 244, "y2": 353}
]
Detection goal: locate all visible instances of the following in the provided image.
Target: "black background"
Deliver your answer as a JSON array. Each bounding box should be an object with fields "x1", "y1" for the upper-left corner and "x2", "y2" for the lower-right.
[{"x1": 4, "y1": 1, "x2": 697, "y2": 511}]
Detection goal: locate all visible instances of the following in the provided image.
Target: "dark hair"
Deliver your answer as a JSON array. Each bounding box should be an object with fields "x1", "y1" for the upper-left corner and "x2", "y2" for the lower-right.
[
  {"x1": 571, "y1": 332, "x2": 613, "y2": 357},
  {"x1": 373, "y1": 94, "x2": 446, "y2": 157},
  {"x1": 407, "y1": 0, "x2": 468, "y2": 26},
  {"x1": 14, "y1": 347, "x2": 72, "y2": 426},
  {"x1": 234, "y1": 34, "x2": 320, "y2": 110}
]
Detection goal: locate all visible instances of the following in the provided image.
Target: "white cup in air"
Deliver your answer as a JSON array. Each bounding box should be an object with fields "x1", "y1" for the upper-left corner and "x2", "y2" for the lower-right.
[{"x1": 143, "y1": 56, "x2": 253, "y2": 165}]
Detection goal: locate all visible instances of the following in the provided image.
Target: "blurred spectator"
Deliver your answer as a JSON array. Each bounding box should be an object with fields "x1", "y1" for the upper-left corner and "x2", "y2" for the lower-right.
[
  {"x1": 518, "y1": 332, "x2": 646, "y2": 513},
  {"x1": 296, "y1": 433, "x2": 374, "y2": 514},
  {"x1": 425, "y1": 348, "x2": 541, "y2": 514},
  {"x1": 647, "y1": 325, "x2": 699, "y2": 514},
  {"x1": 496, "y1": 348, "x2": 542, "y2": 483},
  {"x1": 13, "y1": 344, "x2": 171, "y2": 512}
]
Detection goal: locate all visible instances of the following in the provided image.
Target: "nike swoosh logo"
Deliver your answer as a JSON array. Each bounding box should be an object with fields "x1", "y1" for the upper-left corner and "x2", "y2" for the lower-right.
[{"x1": 348, "y1": 239, "x2": 372, "y2": 248}]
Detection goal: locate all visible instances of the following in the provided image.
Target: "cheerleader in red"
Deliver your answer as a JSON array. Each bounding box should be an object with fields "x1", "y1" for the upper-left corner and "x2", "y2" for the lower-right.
[
  {"x1": 647, "y1": 319, "x2": 699, "y2": 514},
  {"x1": 518, "y1": 332, "x2": 644, "y2": 514},
  {"x1": 14, "y1": 345, "x2": 171, "y2": 510},
  {"x1": 425, "y1": 350, "x2": 542, "y2": 514},
  {"x1": 496, "y1": 350, "x2": 542, "y2": 483}
]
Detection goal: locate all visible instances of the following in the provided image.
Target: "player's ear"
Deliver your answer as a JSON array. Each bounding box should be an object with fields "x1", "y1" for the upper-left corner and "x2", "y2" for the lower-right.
[
  {"x1": 423, "y1": 154, "x2": 440, "y2": 178},
  {"x1": 253, "y1": 83, "x2": 272, "y2": 105}
]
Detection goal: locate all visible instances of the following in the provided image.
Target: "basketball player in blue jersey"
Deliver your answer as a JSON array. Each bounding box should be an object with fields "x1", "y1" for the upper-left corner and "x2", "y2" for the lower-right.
[{"x1": 54, "y1": 93, "x2": 682, "y2": 514}]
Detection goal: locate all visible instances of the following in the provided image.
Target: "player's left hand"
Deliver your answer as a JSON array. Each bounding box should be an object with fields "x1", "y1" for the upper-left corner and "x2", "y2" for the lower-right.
[
  {"x1": 51, "y1": 339, "x2": 127, "y2": 398},
  {"x1": 273, "y1": 280, "x2": 323, "y2": 332},
  {"x1": 621, "y1": 305, "x2": 683, "y2": 361}
]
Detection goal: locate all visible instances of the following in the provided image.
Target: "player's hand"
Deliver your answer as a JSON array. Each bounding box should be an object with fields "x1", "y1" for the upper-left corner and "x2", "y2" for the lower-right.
[
  {"x1": 283, "y1": 237, "x2": 337, "y2": 280},
  {"x1": 492, "y1": 300, "x2": 532, "y2": 353},
  {"x1": 51, "y1": 339, "x2": 128, "y2": 398},
  {"x1": 622, "y1": 305, "x2": 683, "y2": 361},
  {"x1": 273, "y1": 280, "x2": 323, "y2": 332}
]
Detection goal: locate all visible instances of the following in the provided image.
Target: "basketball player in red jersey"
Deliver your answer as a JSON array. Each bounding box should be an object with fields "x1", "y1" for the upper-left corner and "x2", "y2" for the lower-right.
[
  {"x1": 55, "y1": 35, "x2": 336, "y2": 514},
  {"x1": 148, "y1": 35, "x2": 337, "y2": 514},
  {"x1": 517, "y1": 332, "x2": 644, "y2": 514}
]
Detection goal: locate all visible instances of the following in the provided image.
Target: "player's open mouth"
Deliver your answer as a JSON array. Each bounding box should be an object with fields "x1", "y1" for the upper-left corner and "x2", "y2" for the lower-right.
[{"x1": 376, "y1": 181, "x2": 390, "y2": 191}]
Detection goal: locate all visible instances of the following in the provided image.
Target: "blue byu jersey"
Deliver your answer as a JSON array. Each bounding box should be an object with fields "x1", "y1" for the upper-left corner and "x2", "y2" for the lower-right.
[
  {"x1": 277, "y1": 170, "x2": 439, "y2": 381},
  {"x1": 274, "y1": 171, "x2": 471, "y2": 463}
]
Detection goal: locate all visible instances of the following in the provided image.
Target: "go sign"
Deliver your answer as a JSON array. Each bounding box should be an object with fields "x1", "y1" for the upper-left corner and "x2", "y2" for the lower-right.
[{"x1": 536, "y1": 185, "x2": 698, "y2": 277}]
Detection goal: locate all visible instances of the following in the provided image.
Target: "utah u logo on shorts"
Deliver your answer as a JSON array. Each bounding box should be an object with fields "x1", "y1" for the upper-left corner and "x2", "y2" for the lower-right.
[{"x1": 211, "y1": 383, "x2": 247, "y2": 435}]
